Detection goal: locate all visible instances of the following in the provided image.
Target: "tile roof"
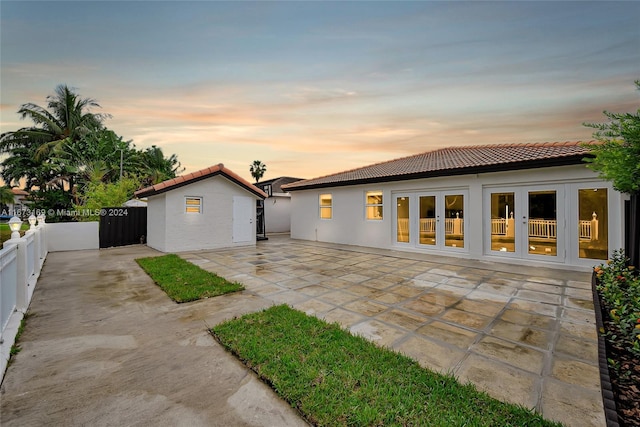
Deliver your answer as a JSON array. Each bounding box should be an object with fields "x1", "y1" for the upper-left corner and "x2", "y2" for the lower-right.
[
  {"x1": 254, "y1": 176, "x2": 306, "y2": 194},
  {"x1": 283, "y1": 141, "x2": 598, "y2": 191},
  {"x1": 11, "y1": 188, "x2": 29, "y2": 196},
  {"x1": 134, "y1": 163, "x2": 267, "y2": 199}
]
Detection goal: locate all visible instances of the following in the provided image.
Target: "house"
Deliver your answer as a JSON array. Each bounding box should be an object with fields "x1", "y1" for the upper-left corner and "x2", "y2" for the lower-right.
[
  {"x1": 2, "y1": 188, "x2": 30, "y2": 218},
  {"x1": 283, "y1": 141, "x2": 626, "y2": 270},
  {"x1": 255, "y1": 176, "x2": 304, "y2": 233},
  {"x1": 135, "y1": 163, "x2": 267, "y2": 252}
]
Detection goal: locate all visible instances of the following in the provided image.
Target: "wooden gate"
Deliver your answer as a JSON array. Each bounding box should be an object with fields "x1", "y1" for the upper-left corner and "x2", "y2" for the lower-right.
[{"x1": 99, "y1": 207, "x2": 147, "y2": 249}]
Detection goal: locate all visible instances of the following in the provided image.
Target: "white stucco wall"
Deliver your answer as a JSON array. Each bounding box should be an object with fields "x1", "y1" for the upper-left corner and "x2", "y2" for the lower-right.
[
  {"x1": 146, "y1": 194, "x2": 167, "y2": 252},
  {"x1": 46, "y1": 222, "x2": 99, "y2": 252},
  {"x1": 290, "y1": 165, "x2": 624, "y2": 270},
  {"x1": 146, "y1": 176, "x2": 260, "y2": 253},
  {"x1": 264, "y1": 194, "x2": 292, "y2": 233}
]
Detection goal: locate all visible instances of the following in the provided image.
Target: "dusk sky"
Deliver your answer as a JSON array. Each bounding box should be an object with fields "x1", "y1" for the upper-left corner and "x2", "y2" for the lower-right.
[{"x1": 1, "y1": 1, "x2": 639, "y2": 183}]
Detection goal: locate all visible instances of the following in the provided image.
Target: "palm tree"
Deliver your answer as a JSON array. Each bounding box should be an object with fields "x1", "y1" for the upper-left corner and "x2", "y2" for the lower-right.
[
  {"x1": 0, "y1": 85, "x2": 106, "y2": 186},
  {"x1": 250, "y1": 160, "x2": 267, "y2": 182},
  {"x1": 0, "y1": 186, "x2": 16, "y2": 217},
  {"x1": 0, "y1": 186, "x2": 15, "y2": 206},
  {"x1": 137, "y1": 145, "x2": 183, "y2": 186},
  {"x1": 0, "y1": 85, "x2": 107, "y2": 208}
]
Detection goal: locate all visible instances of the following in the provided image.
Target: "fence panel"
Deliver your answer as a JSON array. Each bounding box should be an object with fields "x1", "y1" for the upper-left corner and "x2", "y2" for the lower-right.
[
  {"x1": 528, "y1": 219, "x2": 557, "y2": 239},
  {"x1": 492, "y1": 218, "x2": 506, "y2": 235},
  {"x1": 0, "y1": 245, "x2": 18, "y2": 334},
  {"x1": 99, "y1": 207, "x2": 147, "y2": 249},
  {"x1": 579, "y1": 221, "x2": 592, "y2": 241},
  {"x1": 25, "y1": 232, "x2": 35, "y2": 278}
]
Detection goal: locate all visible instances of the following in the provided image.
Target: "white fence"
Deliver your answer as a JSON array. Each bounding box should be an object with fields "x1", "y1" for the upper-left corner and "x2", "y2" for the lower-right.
[
  {"x1": 414, "y1": 218, "x2": 465, "y2": 236},
  {"x1": 0, "y1": 221, "x2": 98, "y2": 381},
  {"x1": 490, "y1": 217, "x2": 597, "y2": 242},
  {"x1": 0, "y1": 223, "x2": 47, "y2": 379}
]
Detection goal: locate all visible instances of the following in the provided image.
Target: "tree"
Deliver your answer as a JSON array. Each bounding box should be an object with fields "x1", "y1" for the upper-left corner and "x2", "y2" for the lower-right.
[
  {"x1": 74, "y1": 177, "x2": 141, "y2": 222},
  {"x1": 0, "y1": 85, "x2": 183, "y2": 218},
  {"x1": 583, "y1": 80, "x2": 640, "y2": 267},
  {"x1": 136, "y1": 145, "x2": 183, "y2": 186},
  {"x1": 0, "y1": 84, "x2": 107, "y2": 207},
  {"x1": 250, "y1": 160, "x2": 267, "y2": 182},
  {"x1": 56, "y1": 128, "x2": 135, "y2": 201},
  {"x1": 0, "y1": 186, "x2": 15, "y2": 209}
]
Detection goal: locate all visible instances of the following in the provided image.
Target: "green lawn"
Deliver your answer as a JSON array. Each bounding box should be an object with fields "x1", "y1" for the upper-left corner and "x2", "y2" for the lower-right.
[
  {"x1": 135, "y1": 254, "x2": 244, "y2": 302},
  {"x1": 212, "y1": 305, "x2": 562, "y2": 427}
]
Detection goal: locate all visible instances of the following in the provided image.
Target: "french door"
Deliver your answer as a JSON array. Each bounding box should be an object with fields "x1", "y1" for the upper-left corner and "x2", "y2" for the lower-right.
[
  {"x1": 395, "y1": 191, "x2": 467, "y2": 251},
  {"x1": 485, "y1": 186, "x2": 565, "y2": 261}
]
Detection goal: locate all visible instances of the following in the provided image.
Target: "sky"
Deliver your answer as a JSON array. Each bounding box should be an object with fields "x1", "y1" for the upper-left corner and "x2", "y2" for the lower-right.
[{"x1": 1, "y1": 1, "x2": 639, "y2": 183}]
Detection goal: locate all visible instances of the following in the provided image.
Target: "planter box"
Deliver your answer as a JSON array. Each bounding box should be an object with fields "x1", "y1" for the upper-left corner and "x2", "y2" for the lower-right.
[{"x1": 591, "y1": 271, "x2": 621, "y2": 427}]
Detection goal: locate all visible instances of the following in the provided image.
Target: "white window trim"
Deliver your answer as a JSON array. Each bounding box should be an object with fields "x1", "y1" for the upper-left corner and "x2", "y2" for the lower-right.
[
  {"x1": 365, "y1": 190, "x2": 383, "y2": 220},
  {"x1": 319, "y1": 193, "x2": 332, "y2": 220},
  {"x1": 185, "y1": 196, "x2": 203, "y2": 214}
]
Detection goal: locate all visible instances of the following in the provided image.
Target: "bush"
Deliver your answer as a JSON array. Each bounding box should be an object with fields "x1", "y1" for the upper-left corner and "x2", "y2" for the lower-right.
[{"x1": 594, "y1": 249, "x2": 640, "y2": 356}]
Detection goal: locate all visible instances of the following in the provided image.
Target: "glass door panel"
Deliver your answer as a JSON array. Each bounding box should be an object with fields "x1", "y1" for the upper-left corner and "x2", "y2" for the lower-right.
[
  {"x1": 445, "y1": 194, "x2": 464, "y2": 248},
  {"x1": 578, "y1": 188, "x2": 608, "y2": 260},
  {"x1": 528, "y1": 191, "x2": 557, "y2": 256},
  {"x1": 396, "y1": 196, "x2": 410, "y2": 243},
  {"x1": 419, "y1": 195, "x2": 436, "y2": 246},
  {"x1": 490, "y1": 192, "x2": 515, "y2": 252}
]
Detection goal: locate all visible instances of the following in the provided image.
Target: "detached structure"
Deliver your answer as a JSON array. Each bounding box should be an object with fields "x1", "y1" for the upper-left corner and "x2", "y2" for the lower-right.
[
  {"x1": 283, "y1": 141, "x2": 626, "y2": 270},
  {"x1": 135, "y1": 164, "x2": 267, "y2": 252},
  {"x1": 255, "y1": 176, "x2": 305, "y2": 233}
]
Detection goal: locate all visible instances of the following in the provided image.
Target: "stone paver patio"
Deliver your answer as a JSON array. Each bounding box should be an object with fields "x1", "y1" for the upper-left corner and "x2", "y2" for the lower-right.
[{"x1": 182, "y1": 235, "x2": 604, "y2": 427}]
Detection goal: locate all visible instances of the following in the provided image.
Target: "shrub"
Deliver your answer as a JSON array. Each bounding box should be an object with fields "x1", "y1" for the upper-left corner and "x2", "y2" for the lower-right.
[{"x1": 594, "y1": 249, "x2": 640, "y2": 356}]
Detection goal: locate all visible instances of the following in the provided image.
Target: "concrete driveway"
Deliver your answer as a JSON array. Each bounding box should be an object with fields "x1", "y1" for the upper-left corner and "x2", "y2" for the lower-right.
[
  {"x1": 182, "y1": 235, "x2": 604, "y2": 427},
  {"x1": 0, "y1": 245, "x2": 307, "y2": 427},
  {"x1": 1, "y1": 236, "x2": 604, "y2": 427}
]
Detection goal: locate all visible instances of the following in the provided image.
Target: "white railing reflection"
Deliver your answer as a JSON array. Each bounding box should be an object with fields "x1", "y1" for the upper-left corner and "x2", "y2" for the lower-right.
[
  {"x1": 414, "y1": 218, "x2": 464, "y2": 236},
  {"x1": 528, "y1": 219, "x2": 557, "y2": 239}
]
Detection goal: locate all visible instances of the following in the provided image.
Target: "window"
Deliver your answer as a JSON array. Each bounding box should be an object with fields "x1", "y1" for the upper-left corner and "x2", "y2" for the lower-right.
[
  {"x1": 185, "y1": 197, "x2": 202, "y2": 214},
  {"x1": 578, "y1": 188, "x2": 608, "y2": 260},
  {"x1": 365, "y1": 191, "x2": 383, "y2": 220},
  {"x1": 319, "y1": 194, "x2": 332, "y2": 219},
  {"x1": 490, "y1": 192, "x2": 515, "y2": 252}
]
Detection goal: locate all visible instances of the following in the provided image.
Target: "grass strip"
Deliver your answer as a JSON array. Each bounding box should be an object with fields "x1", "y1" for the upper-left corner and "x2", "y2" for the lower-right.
[
  {"x1": 212, "y1": 305, "x2": 562, "y2": 427},
  {"x1": 136, "y1": 254, "x2": 244, "y2": 302},
  {"x1": 10, "y1": 312, "x2": 30, "y2": 358}
]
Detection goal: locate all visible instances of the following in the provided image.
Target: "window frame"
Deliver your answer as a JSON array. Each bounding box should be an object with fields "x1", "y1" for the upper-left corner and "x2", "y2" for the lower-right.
[
  {"x1": 185, "y1": 196, "x2": 203, "y2": 214},
  {"x1": 319, "y1": 193, "x2": 332, "y2": 220},
  {"x1": 365, "y1": 190, "x2": 383, "y2": 220}
]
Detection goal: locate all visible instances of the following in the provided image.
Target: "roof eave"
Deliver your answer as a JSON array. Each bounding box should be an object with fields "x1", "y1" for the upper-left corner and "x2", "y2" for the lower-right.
[
  {"x1": 135, "y1": 170, "x2": 267, "y2": 199},
  {"x1": 285, "y1": 155, "x2": 590, "y2": 191}
]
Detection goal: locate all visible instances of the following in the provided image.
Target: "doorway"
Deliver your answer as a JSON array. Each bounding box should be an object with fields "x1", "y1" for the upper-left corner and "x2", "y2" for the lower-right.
[{"x1": 394, "y1": 191, "x2": 467, "y2": 251}]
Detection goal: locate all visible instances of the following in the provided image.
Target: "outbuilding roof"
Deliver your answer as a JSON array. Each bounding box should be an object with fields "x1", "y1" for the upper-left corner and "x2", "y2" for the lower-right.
[
  {"x1": 255, "y1": 176, "x2": 306, "y2": 194},
  {"x1": 134, "y1": 163, "x2": 267, "y2": 199},
  {"x1": 11, "y1": 188, "x2": 29, "y2": 196},
  {"x1": 282, "y1": 141, "x2": 597, "y2": 191}
]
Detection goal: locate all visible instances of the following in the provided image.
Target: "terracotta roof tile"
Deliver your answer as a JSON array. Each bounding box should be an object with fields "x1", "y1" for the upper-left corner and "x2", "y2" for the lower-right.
[
  {"x1": 11, "y1": 188, "x2": 29, "y2": 196},
  {"x1": 135, "y1": 163, "x2": 267, "y2": 199},
  {"x1": 254, "y1": 176, "x2": 306, "y2": 194},
  {"x1": 283, "y1": 141, "x2": 598, "y2": 191}
]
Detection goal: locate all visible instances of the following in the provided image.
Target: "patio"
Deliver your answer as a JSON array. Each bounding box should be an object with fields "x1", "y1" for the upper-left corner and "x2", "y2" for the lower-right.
[
  {"x1": 0, "y1": 236, "x2": 604, "y2": 426},
  {"x1": 182, "y1": 235, "x2": 604, "y2": 427}
]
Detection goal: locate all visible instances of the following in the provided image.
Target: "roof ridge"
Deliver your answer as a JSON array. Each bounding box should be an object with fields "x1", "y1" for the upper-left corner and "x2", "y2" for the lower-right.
[
  {"x1": 134, "y1": 163, "x2": 267, "y2": 199},
  {"x1": 443, "y1": 140, "x2": 593, "y2": 150},
  {"x1": 289, "y1": 150, "x2": 440, "y2": 186},
  {"x1": 285, "y1": 141, "x2": 598, "y2": 190},
  {"x1": 290, "y1": 141, "x2": 594, "y2": 186}
]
